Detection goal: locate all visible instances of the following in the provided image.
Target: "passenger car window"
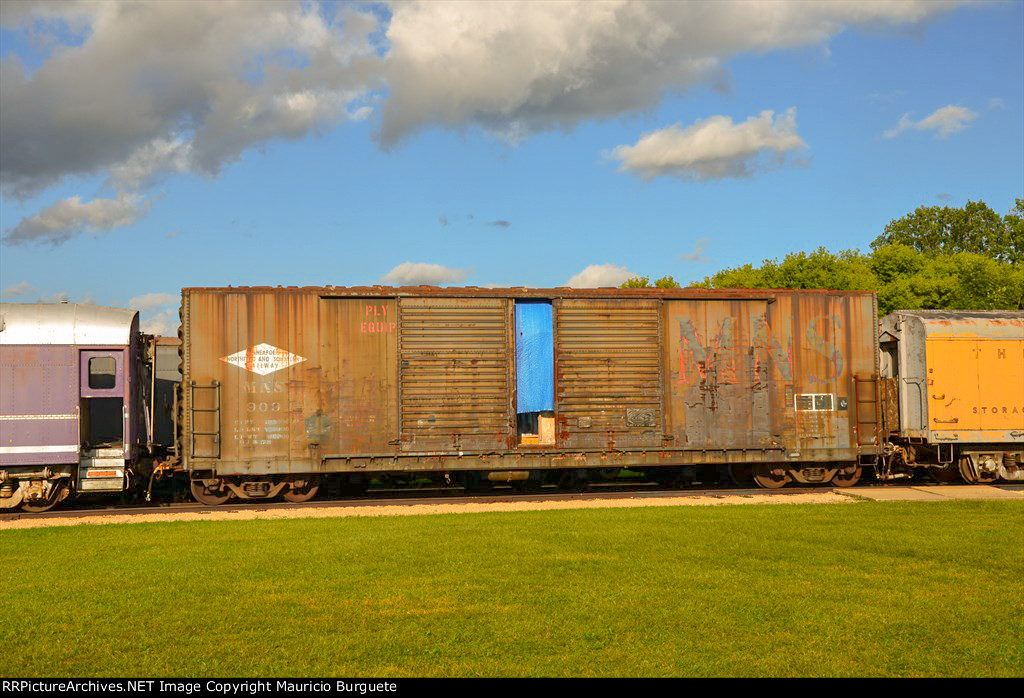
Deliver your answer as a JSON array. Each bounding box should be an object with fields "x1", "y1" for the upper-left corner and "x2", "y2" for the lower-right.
[{"x1": 88, "y1": 356, "x2": 116, "y2": 390}]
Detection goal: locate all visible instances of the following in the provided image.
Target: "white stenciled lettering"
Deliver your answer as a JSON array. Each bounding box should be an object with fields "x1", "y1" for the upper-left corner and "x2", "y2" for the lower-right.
[{"x1": 222, "y1": 344, "x2": 305, "y2": 376}]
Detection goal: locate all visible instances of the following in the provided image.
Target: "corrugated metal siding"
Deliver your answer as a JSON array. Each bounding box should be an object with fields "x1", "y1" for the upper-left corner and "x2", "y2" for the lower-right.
[
  {"x1": 555, "y1": 299, "x2": 662, "y2": 449},
  {"x1": 399, "y1": 297, "x2": 513, "y2": 451}
]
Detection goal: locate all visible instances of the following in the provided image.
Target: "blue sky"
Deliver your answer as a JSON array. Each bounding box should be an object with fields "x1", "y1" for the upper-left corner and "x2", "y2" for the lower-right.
[{"x1": 0, "y1": 1, "x2": 1021, "y2": 334}]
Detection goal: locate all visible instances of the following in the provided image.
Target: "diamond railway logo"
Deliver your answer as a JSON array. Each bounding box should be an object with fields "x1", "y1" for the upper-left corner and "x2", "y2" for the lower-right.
[{"x1": 221, "y1": 343, "x2": 306, "y2": 376}]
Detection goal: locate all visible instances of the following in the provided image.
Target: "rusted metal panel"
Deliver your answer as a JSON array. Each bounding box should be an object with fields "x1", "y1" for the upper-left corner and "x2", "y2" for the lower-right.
[
  {"x1": 665, "y1": 299, "x2": 773, "y2": 449},
  {"x1": 786, "y1": 293, "x2": 878, "y2": 452},
  {"x1": 665, "y1": 291, "x2": 878, "y2": 460},
  {"x1": 316, "y1": 445, "x2": 867, "y2": 475},
  {"x1": 185, "y1": 285, "x2": 797, "y2": 302},
  {"x1": 789, "y1": 294, "x2": 844, "y2": 451},
  {"x1": 398, "y1": 297, "x2": 513, "y2": 451},
  {"x1": 554, "y1": 299, "x2": 663, "y2": 449},
  {"x1": 318, "y1": 298, "x2": 398, "y2": 454},
  {"x1": 184, "y1": 289, "x2": 323, "y2": 473},
  {"x1": 880, "y1": 377, "x2": 900, "y2": 434}
]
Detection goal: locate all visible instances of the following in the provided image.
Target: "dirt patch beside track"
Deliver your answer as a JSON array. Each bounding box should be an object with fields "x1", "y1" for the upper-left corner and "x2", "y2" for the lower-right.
[{"x1": 0, "y1": 491, "x2": 852, "y2": 530}]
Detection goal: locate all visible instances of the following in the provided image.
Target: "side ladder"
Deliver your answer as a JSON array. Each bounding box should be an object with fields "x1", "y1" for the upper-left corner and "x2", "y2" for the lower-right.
[
  {"x1": 190, "y1": 380, "x2": 221, "y2": 458},
  {"x1": 853, "y1": 375, "x2": 880, "y2": 448}
]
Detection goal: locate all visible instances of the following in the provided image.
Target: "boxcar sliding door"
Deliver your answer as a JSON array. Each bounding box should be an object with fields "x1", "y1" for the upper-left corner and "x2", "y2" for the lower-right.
[
  {"x1": 554, "y1": 298, "x2": 664, "y2": 449},
  {"x1": 397, "y1": 297, "x2": 515, "y2": 452}
]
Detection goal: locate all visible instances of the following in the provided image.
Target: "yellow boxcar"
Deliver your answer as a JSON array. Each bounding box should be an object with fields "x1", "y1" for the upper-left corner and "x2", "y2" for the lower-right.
[{"x1": 879, "y1": 310, "x2": 1024, "y2": 482}]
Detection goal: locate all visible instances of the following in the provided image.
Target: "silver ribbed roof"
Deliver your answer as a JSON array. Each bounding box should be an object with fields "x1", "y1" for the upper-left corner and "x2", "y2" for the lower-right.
[
  {"x1": 881, "y1": 309, "x2": 1024, "y2": 340},
  {"x1": 0, "y1": 303, "x2": 138, "y2": 345}
]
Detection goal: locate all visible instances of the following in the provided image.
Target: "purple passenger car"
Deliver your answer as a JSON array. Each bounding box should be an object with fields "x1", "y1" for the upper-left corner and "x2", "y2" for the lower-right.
[{"x1": 0, "y1": 302, "x2": 148, "y2": 511}]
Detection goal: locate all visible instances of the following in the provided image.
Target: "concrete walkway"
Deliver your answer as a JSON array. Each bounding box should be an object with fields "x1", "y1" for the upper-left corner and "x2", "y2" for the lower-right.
[{"x1": 837, "y1": 485, "x2": 1024, "y2": 501}]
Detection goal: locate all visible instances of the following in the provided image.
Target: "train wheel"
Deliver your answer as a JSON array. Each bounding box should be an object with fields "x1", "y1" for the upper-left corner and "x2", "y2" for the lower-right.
[
  {"x1": 832, "y1": 465, "x2": 862, "y2": 488},
  {"x1": 282, "y1": 476, "x2": 321, "y2": 503},
  {"x1": 728, "y1": 464, "x2": 754, "y2": 487},
  {"x1": 21, "y1": 480, "x2": 70, "y2": 513},
  {"x1": 752, "y1": 464, "x2": 790, "y2": 489},
  {"x1": 958, "y1": 456, "x2": 997, "y2": 484},
  {"x1": 190, "y1": 479, "x2": 231, "y2": 506}
]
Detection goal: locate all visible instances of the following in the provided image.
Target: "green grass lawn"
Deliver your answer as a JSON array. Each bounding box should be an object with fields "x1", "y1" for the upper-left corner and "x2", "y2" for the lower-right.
[{"x1": 2, "y1": 500, "x2": 1022, "y2": 677}]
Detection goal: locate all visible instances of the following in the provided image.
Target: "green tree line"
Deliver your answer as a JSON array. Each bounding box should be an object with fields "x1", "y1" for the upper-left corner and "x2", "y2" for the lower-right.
[{"x1": 623, "y1": 198, "x2": 1023, "y2": 315}]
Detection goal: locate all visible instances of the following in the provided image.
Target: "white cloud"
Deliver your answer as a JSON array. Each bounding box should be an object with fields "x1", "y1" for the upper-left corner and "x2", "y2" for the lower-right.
[
  {"x1": 128, "y1": 293, "x2": 179, "y2": 311},
  {"x1": 4, "y1": 194, "x2": 150, "y2": 245},
  {"x1": 565, "y1": 264, "x2": 634, "y2": 288},
  {"x1": 108, "y1": 138, "x2": 195, "y2": 191},
  {"x1": 1, "y1": 1, "x2": 381, "y2": 199},
  {"x1": 380, "y1": 262, "x2": 470, "y2": 286},
  {"x1": 379, "y1": 1, "x2": 960, "y2": 145},
  {"x1": 140, "y1": 308, "x2": 180, "y2": 337},
  {"x1": 126, "y1": 293, "x2": 179, "y2": 335},
  {"x1": 884, "y1": 105, "x2": 978, "y2": 139},
  {"x1": 0, "y1": 0, "x2": 965, "y2": 243},
  {"x1": 611, "y1": 109, "x2": 806, "y2": 180},
  {"x1": 2, "y1": 280, "x2": 31, "y2": 298}
]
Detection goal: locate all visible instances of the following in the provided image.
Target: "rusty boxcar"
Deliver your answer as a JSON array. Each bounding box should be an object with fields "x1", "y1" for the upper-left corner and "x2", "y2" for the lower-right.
[
  {"x1": 180, "y1": 286, "x2": 881, "y2": 503},
  {"x1": 879, "y1": 310, "x2": 1024, "y2": 483}
]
